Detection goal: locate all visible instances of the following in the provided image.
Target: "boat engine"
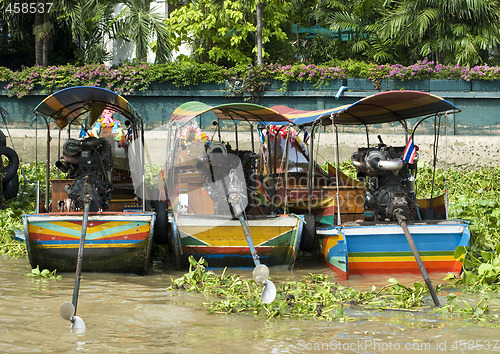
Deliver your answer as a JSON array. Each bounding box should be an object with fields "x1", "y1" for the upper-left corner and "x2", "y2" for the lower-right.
[
  {"x1": 351, "y1": 137, "x2": 417, "y2": 221},
  {"x1": 195, "y1": 143, "x2": 248, "y2": 217},
  {"x1": 56, "y1": 137, "x2": 113, "y2": 212}
]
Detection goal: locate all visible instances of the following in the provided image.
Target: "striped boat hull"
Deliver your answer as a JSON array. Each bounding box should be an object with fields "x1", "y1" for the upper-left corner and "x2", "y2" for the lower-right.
[
  {"x1": 171, "y1": 214, "x2": 303, "y2": 268},
  {"x1": 24, "y1": 212, "x2": 156, "y2": 274},
  {"x1": 319, "y1": 220, "x2": 470, "y2": 280}
]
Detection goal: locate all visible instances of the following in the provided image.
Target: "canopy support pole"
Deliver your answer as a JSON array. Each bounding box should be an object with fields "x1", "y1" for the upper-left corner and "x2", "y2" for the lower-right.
[
  {"x1": 333, "y1": 119, "x2": 342, "y2": 226},
  {"x1": 45, "y1": 119, "x2": 51, "y2": 209}
]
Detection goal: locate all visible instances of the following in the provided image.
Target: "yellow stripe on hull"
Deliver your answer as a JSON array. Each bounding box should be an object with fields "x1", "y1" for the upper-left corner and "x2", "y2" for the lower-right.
[
  {"x1": 28, "y1": 223, "x2": 151, "y2": 240},
  {"x1": 350, "y1": 255, "x2": 461, "y2": 263},
  {"x1": 179, "y1": 225, "x2": 294, "y2": 246},
  {"x1": 34, "y1": 243, "x2": 140, "y2": 249}
]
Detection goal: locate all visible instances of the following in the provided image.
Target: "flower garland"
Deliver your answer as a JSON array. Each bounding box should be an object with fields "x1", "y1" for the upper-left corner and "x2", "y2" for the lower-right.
[
  {"x1": 180, "y1": 125, "x2": 211, "y2": 146},
  {"x1": 264, "y1": 125, "x2": 297, "y2": 143}
]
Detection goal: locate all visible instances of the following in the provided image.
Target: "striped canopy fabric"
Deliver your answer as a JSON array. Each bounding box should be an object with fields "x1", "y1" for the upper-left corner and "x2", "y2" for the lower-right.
[
  {"x1": 271, "y1": 91, "x2": 460, "y2": 126},
  {"x1": 169, "y1": 101, "x2": 293, "y2": 125},
  {"x1": 34, "y1": 86, "x2": 139, "y2": 127}
]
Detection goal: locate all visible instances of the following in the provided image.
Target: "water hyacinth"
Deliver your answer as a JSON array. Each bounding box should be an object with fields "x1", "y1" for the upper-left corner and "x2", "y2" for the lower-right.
[{"x1": 168, "y1": 256, "x2": 489, "y2": 321}]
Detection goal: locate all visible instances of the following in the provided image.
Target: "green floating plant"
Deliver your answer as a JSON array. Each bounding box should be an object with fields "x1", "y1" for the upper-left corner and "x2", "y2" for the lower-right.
[
  {"x1": 25, "y1": 265, "x2": 62, "y2": 280},
  {"x1": 436, "y1": 293, "x2": 488, "y2": 319},
  {"x1": 169, "y1": 256, "x2": 488, "y2": 322},
  {"x1": 449, "y1": 244, "x2": 500, "y2": 291}
]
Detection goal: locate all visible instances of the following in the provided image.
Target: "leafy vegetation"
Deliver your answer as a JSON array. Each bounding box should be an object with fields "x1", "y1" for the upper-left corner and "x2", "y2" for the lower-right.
[
  {"x1": 5, "y1": 60, "x2": 500, "y2": 98},
  {"x1": 3, "y1": 0, "x2": 500, "y2": 68},
  {"x1": 0, "y1": 0, "x2": 172, "y2": 67},
  {"x1": 0, "y1": 207, "x2": 25, "y2": 257},
  {"x1": 25, "y1": 265, "x2": 62, "y2": 280},
  {"x1": 166, "y1": 0, "x2": 291, "y2": 65},
  {"x1": 169, "y1": 256, "x2": 490, "y2": 321},
  {"x1": 415, "y1": 166, "x2": 500, "y2": 255},
  {"x1": 447, "y1": 245, "x2": 500, "y2": 292},
  {"x1": 0, "y1": 162, "x2": 58, "y2": 257},
  {"x1": 436, "y1": 293, "x2": 489, "y2": 318}
]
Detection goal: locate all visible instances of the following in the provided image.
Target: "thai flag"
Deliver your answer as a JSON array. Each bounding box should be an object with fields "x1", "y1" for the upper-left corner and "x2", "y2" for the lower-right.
[
  {"x1": 403, "y1": 136, "x2": 417, "y2": 164},
  {"x1": 303, "y1": 129, "x2": 310, "y2": 144}
]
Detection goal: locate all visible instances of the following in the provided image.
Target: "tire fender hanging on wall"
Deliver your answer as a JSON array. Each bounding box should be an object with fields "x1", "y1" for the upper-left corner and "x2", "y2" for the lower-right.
[
  {"x1": 0, "y1": 146, "x2": 19, "y2": 183},
  {"x1": 2, "y1": 174, "x2": 19, "y2": 200}
]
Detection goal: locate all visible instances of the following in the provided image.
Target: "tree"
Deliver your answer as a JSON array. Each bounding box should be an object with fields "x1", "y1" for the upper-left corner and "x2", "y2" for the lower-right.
[
  {"x1": 316, "y1": 0, "x2": 394, "y2": 63},
  {"x1": 62, "y1": 0, "x2": 117, "y2": 64},
  {"x1": 0, "y1": 0, "x2": 37, "y2": 67},
  {"x1": 256, "y1": 0, "x2": 263, "y2": 64},
  {"x1": 33, "y1": 16, "x2": 53, "y2": 66},
  {"x1": 376, "y1": 0, "x2": 500, "y2": 66},
  {"x1": 114, "y1": 0, "x2": 173, "y2": 63},
  {"x1": 166, "y1": 0, "x2": 291, "y2": 65}
]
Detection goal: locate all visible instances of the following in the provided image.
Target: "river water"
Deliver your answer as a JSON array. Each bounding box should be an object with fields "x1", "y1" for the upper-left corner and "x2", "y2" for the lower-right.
[{"x1": 1, "y1": 256, "x2": 499, "y2": 353}]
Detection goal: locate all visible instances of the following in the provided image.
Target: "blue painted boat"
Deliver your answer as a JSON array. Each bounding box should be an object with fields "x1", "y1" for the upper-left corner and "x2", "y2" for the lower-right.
[
  {"x1": 272, "y1": 91, "x2": 471, "y2": 279},
  {"x1": 319, "y1": 220, "x2": 470, "y2": 279}
]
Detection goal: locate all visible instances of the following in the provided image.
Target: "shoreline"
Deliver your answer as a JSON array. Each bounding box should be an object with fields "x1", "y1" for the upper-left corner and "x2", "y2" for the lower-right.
[{"x1": 4, "y1": 129, "x2": 499, "y2": 169}]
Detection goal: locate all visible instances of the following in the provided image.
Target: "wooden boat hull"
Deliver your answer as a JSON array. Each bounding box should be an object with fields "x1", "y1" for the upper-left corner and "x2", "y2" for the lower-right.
[
  {"x1": 24, "y1": 212, "x2": 156, "y2": 274},
  {"x1": 171, "y1": 214, "x2": 303, "y2": 269},
  {"x1": 319, "y1": 220, "x2": 470, "y2": 280}
]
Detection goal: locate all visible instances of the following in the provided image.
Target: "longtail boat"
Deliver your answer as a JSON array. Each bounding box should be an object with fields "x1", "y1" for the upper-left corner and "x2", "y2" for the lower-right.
[
  {"x1": 23, "y1": 87, "x2": 155, "y2": 274},
  {"x1": 156, "y1": 102, "x2": 304, "y2": 269},
  {"x1": 271, "y1": 91, "x2": 470, "y2": 280}
]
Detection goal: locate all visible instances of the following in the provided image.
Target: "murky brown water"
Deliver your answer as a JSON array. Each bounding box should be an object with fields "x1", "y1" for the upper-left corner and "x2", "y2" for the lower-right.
[{"x1": 1, "y1": 256, "x2": 499, "y2": 353}]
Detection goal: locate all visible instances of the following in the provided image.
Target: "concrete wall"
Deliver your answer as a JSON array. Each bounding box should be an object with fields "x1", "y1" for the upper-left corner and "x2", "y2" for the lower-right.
[{"x1": 1, "y1": 84, "x2": 499, "y2": 168}]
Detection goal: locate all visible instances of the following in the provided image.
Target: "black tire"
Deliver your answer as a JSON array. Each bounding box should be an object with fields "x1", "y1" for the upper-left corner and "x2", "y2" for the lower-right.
[
  {"x1": 0, "y1": 146, "x2": 19, "y2": 182},
  {"x1": 2, "y1": 174, "x2": 19, "y2": 200},
  {"x1": 300, "y1": 213, "x2": 316, "y2": 252},
  {"x1": 152, "y1": 200, "x2": 170, "y2": 245},
  {"x1": 0, "y1": 130, "x2": 6, "y2": 147}
]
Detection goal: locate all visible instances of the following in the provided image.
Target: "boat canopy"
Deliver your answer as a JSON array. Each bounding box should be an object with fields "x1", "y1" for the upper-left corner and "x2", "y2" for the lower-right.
[
  {"x1": 169, "y1": 101, "x2": 293, "y2": 125},
  {"x1": 33, "y1": 86, "x2": 141, "y2": 128},
  {"x1": 271, "y1": 91, "x2": 460, "y2": 126}
]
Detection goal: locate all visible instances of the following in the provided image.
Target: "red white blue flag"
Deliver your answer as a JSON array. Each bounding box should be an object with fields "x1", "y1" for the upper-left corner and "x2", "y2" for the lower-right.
[
  {"x1": 303, "y1": 129, "x2": 310, "y2": 144},
  {"x1": 403, "y1": 136, "x2": 417, "y2": 164}
]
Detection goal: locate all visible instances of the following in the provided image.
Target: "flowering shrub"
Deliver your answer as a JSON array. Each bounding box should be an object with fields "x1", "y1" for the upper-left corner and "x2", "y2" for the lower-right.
[
  {"x1": 270, "y1": 63, "x2": 346, "y2": 90},
  {"x1": 3, "y1": 60, "x2": 500, "y2": 98},
  {"x1": 467, "y1": 64, "x2": 500, "y2": 81},
  {"x1": 369, "y1": 60, "x2": 500, "y2": 81},
  {"x1": 2, "y1": 63, "x2": 151, "y2": 98}
]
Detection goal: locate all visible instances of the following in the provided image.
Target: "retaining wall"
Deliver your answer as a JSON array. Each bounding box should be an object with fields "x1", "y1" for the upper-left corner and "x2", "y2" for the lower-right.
[{"x1": 1, "y1": 82, "x2": 499, "y2": 168}]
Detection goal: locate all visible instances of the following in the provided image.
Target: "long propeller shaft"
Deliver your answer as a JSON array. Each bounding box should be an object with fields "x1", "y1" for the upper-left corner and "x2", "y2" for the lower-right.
[{"x1": 396, "y1": 213, "x2": 440, "y2": 307}]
